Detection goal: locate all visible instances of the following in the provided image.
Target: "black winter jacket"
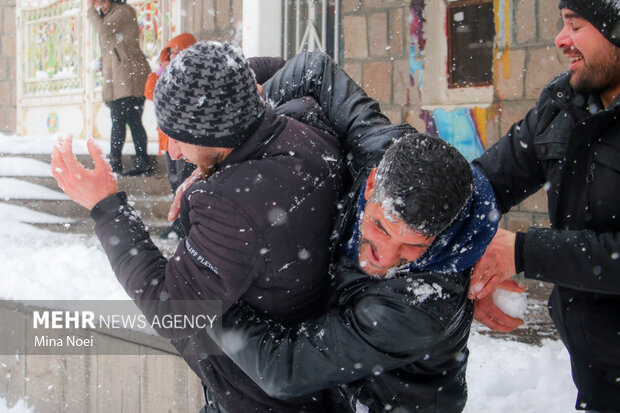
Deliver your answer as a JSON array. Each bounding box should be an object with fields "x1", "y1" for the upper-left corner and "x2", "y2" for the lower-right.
[
  {"x1": 91, "y1": 106, "x2": 343, "y2": 412},
  {"x1": 473, "y1": 72, "x2": 620, "y2": 411},
  {"x1": 210, "y1": 52, "x2": 476, "y2": 413}
]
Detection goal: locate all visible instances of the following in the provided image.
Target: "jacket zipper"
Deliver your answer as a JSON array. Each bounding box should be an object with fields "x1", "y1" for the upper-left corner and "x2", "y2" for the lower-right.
[{"x1": 586, "y1": 163, "x2": 595, "y2": 183}]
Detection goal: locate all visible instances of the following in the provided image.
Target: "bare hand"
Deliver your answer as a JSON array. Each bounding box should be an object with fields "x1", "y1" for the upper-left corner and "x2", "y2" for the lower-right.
[
  {"x1": 167, "y1": 166, "x2": 203, "y2": 221},
  {"x1": 51, "y1": 135, "x2": 118, "y2": 210},
  {"x1": 473, "y1": 279, "x2": 525, "y2": 332},
  {"x1": 469, "y1": 228, "x2": 517, "y2": 299}
]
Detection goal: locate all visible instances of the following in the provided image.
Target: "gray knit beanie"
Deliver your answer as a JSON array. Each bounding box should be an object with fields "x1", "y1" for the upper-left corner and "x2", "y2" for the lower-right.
[
  {"x1": 154, "y1": 41, "x2": 265, "y2": 148},
  {"x1": 558, "y1": 0, "x2": 620, "y2": 48}
]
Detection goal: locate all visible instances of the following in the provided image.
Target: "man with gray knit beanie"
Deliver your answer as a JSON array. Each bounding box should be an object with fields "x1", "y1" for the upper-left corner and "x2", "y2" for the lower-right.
[
  {"x1": 471, "y1": 1, "x2": 620, "y2": 411},
  {"x1": 52, "y1": 41, "x2": 343, "y2": 412}
]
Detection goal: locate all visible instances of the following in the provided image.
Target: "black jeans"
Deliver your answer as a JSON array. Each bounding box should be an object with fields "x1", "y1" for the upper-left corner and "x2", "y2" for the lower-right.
[{"x1": 109, "y1": 96, "x2": 148, "y2": 166}]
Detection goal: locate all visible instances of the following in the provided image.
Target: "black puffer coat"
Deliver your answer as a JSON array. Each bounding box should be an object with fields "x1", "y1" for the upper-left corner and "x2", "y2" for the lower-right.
[
  {"x1": 473, "y1": 72, "x2": 620, "y2": 411},
  {"x1": 91, "y1": 105, "x2": 343, "y2": 412}
]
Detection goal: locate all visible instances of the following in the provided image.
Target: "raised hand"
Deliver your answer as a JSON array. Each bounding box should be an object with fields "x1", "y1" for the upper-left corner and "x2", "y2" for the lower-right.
[{"x1": 51, "y1": 135, "x2": 119, "y2": 211}]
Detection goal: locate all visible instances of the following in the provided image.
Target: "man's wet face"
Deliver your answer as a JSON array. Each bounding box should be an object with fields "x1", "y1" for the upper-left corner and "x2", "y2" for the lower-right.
[{"x1": 358, "y1": 200, "x2": 435, "y2": 277}]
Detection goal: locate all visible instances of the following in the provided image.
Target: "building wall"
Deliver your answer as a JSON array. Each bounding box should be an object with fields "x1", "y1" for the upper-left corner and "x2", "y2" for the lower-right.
[
  {"x1": 182, "y1": 0, "x2": 244, "y2": 43},
  {"x1": 0, "y1": 0, "x2": 17, "y2": 134},
  {"x1": 339, "y1": 0, "x2": 566, "y2": 231}
]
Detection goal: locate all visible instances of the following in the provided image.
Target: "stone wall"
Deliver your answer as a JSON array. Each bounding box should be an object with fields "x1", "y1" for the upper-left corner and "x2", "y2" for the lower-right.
[
  {"x1": 339, "y1": 0, "x2": 567, "y2": 232},
  {"x1": 340, "y1": 0, "x2": 412, "y2": 125},
  {"x1": 0, "y1": 0, "x2": 16, "y2": 134},
  {"x1": 183, "y1": 0, "x2": 244, "y2": 44}
]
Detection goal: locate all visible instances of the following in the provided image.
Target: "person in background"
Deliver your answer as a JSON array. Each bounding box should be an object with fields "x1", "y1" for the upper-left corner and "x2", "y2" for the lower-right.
[
  {"x1": 470, "y1": 1, "x2": 620, "y2": 411},
  {"x1": 144, "y1": 33, "x2": 197, "y2": 238},
  {"x1": 87, "y1": 0, "x2": 151, "y2": 176}
]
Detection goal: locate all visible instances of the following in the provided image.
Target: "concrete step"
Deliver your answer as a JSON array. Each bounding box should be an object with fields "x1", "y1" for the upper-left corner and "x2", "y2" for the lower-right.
[
  {"x1": 0, "y1": 153, "x2": 167, "y2": 175},
  {"x1": 2, "y1": 196, "x2": 173, "y2": 221},
  {"x1": 13, "y1": 175, "x2": 173, "y2": 196},
  {"x1": 1, "y1": 152, "x2": 177, "y2": 233},
  {"x1": 30, "y1": 219, "x2": 179, "y2": 237}
]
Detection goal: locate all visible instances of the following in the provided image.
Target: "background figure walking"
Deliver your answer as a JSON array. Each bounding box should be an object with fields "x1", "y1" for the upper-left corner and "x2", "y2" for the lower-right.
[
  {"x1": 88, "y1": 0, "x2": 151, "y2": 176},
  {"x1": 144, "y1": 33, "x2": 197, "y2": 238}
]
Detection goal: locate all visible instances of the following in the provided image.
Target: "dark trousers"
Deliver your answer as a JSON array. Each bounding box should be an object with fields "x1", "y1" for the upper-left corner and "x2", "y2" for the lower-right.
[{"x1": 109, "y1": 96, "x2": 148, "y2": 167}]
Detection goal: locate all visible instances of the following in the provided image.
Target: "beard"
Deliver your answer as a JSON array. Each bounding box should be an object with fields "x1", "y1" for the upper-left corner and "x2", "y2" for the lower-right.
[{"x1": 570, "y1": 44, "x2": 620, "y2": 95}]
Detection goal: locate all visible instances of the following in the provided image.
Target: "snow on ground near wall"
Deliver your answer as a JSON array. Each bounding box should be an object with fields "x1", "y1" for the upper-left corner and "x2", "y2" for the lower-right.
[
  {"x1": 464, "y1": 334, "x2": 577, "y2": 413},
  {"x1": 0, "y1": 178, "x2": 68, "y2": 200},
  {"x1": 0, "y1": 157, "x2": 52, "y2": 177},
  {"x1": 0, "y1": 398, "x2": 33, "y2": 413},
  {"x1": 0, "y1": 133, "x2": 159, "y2": 155},
  {"x1": 0, "y1": 203, "x2": 72, "y2": 224}
]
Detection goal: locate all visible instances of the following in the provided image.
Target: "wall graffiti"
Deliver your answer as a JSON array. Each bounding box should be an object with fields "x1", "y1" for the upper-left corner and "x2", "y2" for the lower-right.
[{"x1": 409, "y1": 0, "x2": 509, "y2": 161}]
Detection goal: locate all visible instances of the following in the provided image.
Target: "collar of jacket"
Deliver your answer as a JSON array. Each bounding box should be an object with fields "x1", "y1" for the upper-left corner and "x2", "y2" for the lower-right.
[{"x1": 218, "y1": 107, "x2": 286, "y2": 167}]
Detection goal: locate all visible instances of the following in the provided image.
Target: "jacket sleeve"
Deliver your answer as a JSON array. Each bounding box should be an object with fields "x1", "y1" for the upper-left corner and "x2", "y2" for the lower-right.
[
  {"x1": 248, "y1": 57, "x2": 286, "y2": 84},
  {"x1": 472, "y1": 101, "x2": 547, "y2": 214},
  {"x1": 144, "y1": 72, "x2": 159, "y2": 101},
  {"x1": 521, "y1": 228, "x2": 620, "y2": 295},
  {"x1": 474, "y1": 90, "x2": 620, "y2": 294},
  {"x1": 90, "y1": 192, "x2": 262, "y2": 338},
  {"x1": 261, "y1": 51, "x2": 394, "y2": 174},
  {"x1": 211, "y1": 289, "x2": 447, "y2": 398}
]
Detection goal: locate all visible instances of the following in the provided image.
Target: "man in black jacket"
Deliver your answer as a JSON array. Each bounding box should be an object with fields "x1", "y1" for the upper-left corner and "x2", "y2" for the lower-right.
[
  {"x1": 469, "y1": 1, "x2": 620, "y2": 411},
  {"x1": 51, "y1": 41, "x2": 343, "y2": 412},
  {"x1": 184, "y1": 51, "x2": 498, "y2": 412},
  {"x1": 213, "y1": 131, "x2": 498, "y2": 413}
]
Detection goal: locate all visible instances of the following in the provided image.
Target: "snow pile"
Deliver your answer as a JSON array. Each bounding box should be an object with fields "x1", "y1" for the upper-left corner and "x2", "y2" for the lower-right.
[
  {"x1": 0, "y1": 157, "x2": 51, "y2": 176},
  {"x1": 0, "y1": 398, "x2": 33, "y2": 413},
  {"x1": 464, "y1": 334, "x2": 577, "y2": 413},
  {"x1": 0, "y1": 178, "x2": 67, "y2": 200}
]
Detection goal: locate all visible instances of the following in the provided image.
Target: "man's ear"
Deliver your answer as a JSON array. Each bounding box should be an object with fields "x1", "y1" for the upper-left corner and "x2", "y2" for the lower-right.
[{"x1": 364, "y1": 168, "x2": 377, "y2": 201}]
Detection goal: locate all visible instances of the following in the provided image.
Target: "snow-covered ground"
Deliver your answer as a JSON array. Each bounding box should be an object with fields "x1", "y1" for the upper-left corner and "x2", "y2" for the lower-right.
[{"x1": 0, "y1": 133, "x2": 579, "y2": 412}]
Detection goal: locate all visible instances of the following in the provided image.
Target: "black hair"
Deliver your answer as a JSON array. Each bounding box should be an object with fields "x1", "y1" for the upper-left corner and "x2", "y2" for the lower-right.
[
  {"x1": 372, "y1": 130, "x2": 474, "y2": 237},
  {"x1": 110, "y1": 0, "x2": 127, "y2": 3}
]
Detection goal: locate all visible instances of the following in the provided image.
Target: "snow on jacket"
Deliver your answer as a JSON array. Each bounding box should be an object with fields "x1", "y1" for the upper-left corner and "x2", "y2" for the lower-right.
[
  {"x1": 208, "y1": 51, "x2": 497, "y2": 413},
  {"x1": 473, "y1": 72, "x2": 620, "y2": 411},
  {"x1": 144, "y1": 33, "x2": 197, "y2": 155},
  {"x1": 88, "y1": 3, "x2": 150, "y2": 103},
  {"x1": 90, "y1": 106, "x2": 344, "y2": 412}
]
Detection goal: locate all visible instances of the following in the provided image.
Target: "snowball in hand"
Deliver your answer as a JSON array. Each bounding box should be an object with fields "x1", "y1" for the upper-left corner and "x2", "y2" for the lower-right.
[{"x1": 492, "y1": 288, "x2": 528, "y2": 318}]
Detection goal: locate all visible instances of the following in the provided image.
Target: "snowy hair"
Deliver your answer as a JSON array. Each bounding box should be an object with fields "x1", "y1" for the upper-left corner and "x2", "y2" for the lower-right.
[{"x1": 372, "y1": 132, "x2": 473, "y2": 237}]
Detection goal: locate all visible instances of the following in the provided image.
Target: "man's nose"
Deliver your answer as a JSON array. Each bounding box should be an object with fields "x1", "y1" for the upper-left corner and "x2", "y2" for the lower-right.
[
  {"x1": 376, "y1": 242, "x2": 401, "y2": 267},
  {"x1": 168, "y1": 139, "x2": 183, "y2": 160},
  {"x1": 555, "y1": 26, "x2": 571, "y2": 50}
]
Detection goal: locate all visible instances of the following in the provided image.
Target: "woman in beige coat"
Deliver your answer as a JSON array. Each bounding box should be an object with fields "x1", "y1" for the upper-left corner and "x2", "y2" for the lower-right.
[{"x1": 88, "y1": 0, "x2": 151, "y2": 175}]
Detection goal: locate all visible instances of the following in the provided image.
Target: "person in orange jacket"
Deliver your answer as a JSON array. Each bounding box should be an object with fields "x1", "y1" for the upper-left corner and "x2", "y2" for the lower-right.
[{"x1": 145, "y1": 33, "x2": 197, "y2": 239}]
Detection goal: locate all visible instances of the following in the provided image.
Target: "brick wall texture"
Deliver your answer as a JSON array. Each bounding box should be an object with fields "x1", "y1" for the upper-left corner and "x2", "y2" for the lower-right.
[{"x1": 340, "y1": 0, "x2": 565, "y2": 231}]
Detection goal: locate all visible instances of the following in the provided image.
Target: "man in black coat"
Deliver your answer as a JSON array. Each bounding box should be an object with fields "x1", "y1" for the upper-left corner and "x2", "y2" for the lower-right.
[
  {"x1": 198, "y1": 52, "x2": 499, "y2": 413},
  {"x1": 51, "y1": 41, "x2": 343, "y2": 412},
  {"x1": 469, "y1": 1, "x2": 620, "y2": 411}
]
